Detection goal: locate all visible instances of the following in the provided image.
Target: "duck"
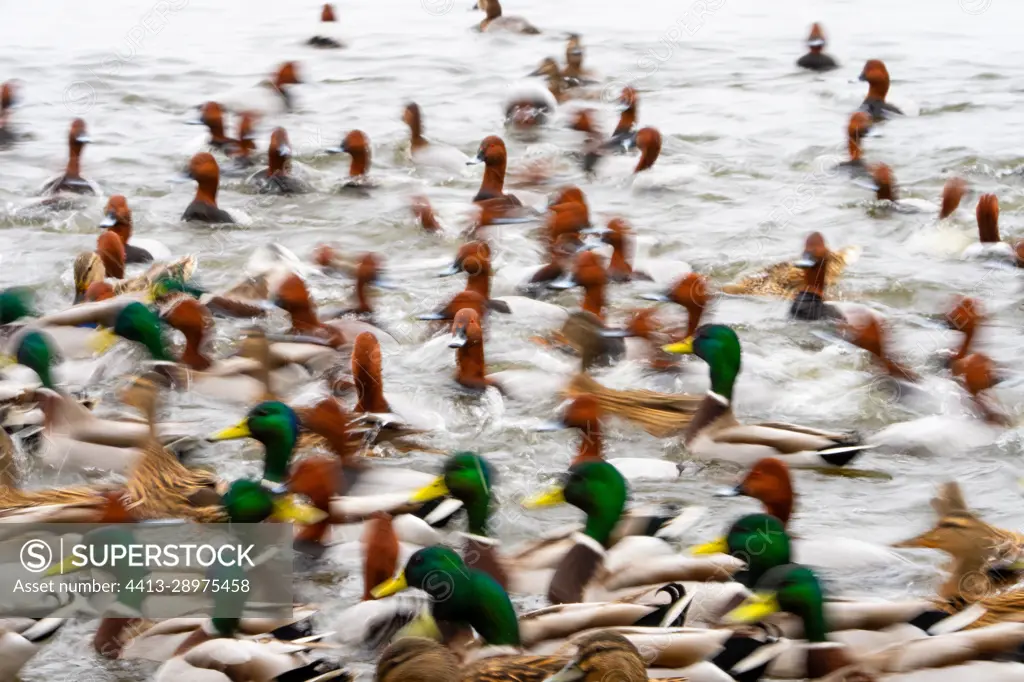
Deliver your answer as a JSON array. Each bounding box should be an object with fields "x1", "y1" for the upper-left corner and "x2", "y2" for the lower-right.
[
  {"x1": 580, "y1": 218, "x2": 654, "y2": 282},
  {"x1": 609, "y1": 86, "x2": 639, "y2": 150},
  {"x1": 430, "y1": 241, "x2": 514, "y2": 318},
  {"x1": 726, "y1": 563, "x2": 1024, "y2": 680},
  {"x1": 704, "y1": 457, "x2": 910, "y2": 571},
  {"x1": 473, "y1": 0, "x2": 539, "y2": 34},
  {"x1": 320, "y1": 252, "x2": 399, "y2": 322},
  {"x1": 187, "y1": 101, "x2": 243, "y2": 157},
  {"x1": 662, "y1": 324, "x2": 874, "y2": 469},
  {"x1": 217, "y1": 61, "x2": 303, "y2": 116},
  {"x1": 180, "y1": 152, "x2": 236, "y2": 223},
  {"x1": 325, "y1": 129, "x2": 374, "y2": 188},
  {"x1": 403, "y1": 103, "x2": 470, "y2": 176},
  {"x1": 534, "y1": 395, "x2": 692, "y2": 481},
  {"x1": 961, "y1": 193, "x2": 1017, "y2": 263},
  {"x1": 247, "y1": 127, "x2": 312, "y2": 194},
  {"x1": 639, "y1": 272, "x2": 710, "y2": 342},
  {"x1": 546, "y1": 251, "x2": 609, "y2": 322},
  {"x1": 562, "y1": 33, "x2": 597, "y2": 86},
  {"x1": 788, "y1": 231, "x2": 845, "y2": 322},
  {"x1": 411, "y1": 194, "x2": 443, "y2": 233},
  {"x1": 307, "y1": 3, "x2": 345, "y2": 48},
  {"x1": 469, "y1": 136, "x2": 535, "y2": 222},
  {"x1": 99, "y1": 195, "x2": 172, "y2": 264},
  {"x1": 40, "y1": 118, "x2": 100, "y2": 196},
  {"x1": 528, "y1": 58, "x2": 598, "y2": 104},
  {"x1": 796, "y1": 23, "x2": 838, "y2": 72},
  {"x1": 233, "y1": 111, "x2": 259, "y2": 168},
  {"x1": 73, "y1": 231, "x2": 127, "y2": 304},
  {"x1": 721, "y1": 233, "x2": 857, "y2": 300},
  {"x1": 541, "y1": 185, "x2": 591, "y2": 244},
  {"x1": 859, "y1": 59, "x2": 903, "y2": 121},
  {"x1": 274, "y1": 272, "x2": 396, "y2": 348},
  {"x1": 0, "y1": 80, "x2": 18, "y2": 146},
  {"x1": 449, "y1": 308, "x2": 501, "y2": 394},
  {"x1": 840, "y1": 111, "x2": 872, "y2": 169},
  {"x1": 836, "y1": 308, "x2": 921, "y2": 388}
]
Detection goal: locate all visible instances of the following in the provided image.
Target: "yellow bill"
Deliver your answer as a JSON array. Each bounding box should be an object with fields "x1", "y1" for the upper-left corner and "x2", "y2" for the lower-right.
[
  {"x1": 690, "y1": 536, "x2": 729, "y2": 556},
  {"x1": 522, "y1": 486, "x2": 566, "y2": 509},
  {"x1": 45, "y1": 554, "x2": 86, "y2": 577},
  {"x1": 723, "y1": 591, "x2": 781, "y2": 625},
  {"x1": 271, "y1": 495, "x2": 328, "y2": 525},
  {"x1": 371, "y1": 571, "x2": 409, "y2": 599},
  {"x1": 662, "y1": 337, "x2": 694, "y2": 355},
  {"x1": 89, "y1": 329, "x2": 118, "y2": 355},
  {"x1": 409, "y1": 476, "x2": 449, "y2": 504},
  {"x1": 208, "y1": 419, "x2": 252, "y2": 441}
]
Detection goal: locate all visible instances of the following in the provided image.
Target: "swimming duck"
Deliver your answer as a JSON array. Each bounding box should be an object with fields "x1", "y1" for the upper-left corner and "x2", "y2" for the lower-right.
[
  {"x1": 842, "y1": 111, "x2": 872, "y2": 168},
  {"x1": 0, "y1": 80, "x2": 17, "y2": 146},
  {"x1": 663, "y1": 324, "x2": 873, "y2": 469},
  {"x1": 307, "y1": 3, "x2": 345, "y2": 48},
  {"x1": 40, "y1": 118, "x2": 100, "y2": 196},
  {"x1": 859, "y1": 59, "x2": 903, "y2": 121},
  {"x1": 788, "y1": 231, "x2": 844, "y2": 322},
  {"x1": 320, "y1": 252, "x2": 398, "y2": 323},
  {"x1": 837, "y1": 308, "x2": 921, "y2": 387},
  {"x1": 940, "y1": 177, "x2": 967, "y2": 220},
  {"x1": 721, "y1": 234, "x2": 856, "y2": 301},
  {"x1": 639, "y1": 272, "x2": 710, "y2": 343},
  {"x1": 469, "y1": 136, "x2": 534, "y2": 222},
  {"x1": 528, "y1": 58, "x2": 597, "y2": 104},
  {"x1": 726, "y1": 563, "x2": 1024, "y2": 680},
  {"x1": 581, "y1": 218, "x2": 653, "y2": 282},
  {"x1": 411, "y1": 194, "x2": 443, "y2": 233},
  {"x1": 403, "y1": 103, "x2": 470, "y2": 175},
  {"x1": 180, "y1": 152, "x2": 235, "y2": 223},
  {"x1": 233, "y1": 111, "x2": 258, "y2": 168},
  {"x1": 274, "y1": 272, "x2": 395, "y2": 348},
  {"x1": 430, "y1": 241, "x2": 513, "y2": 317},
  {"x1": 609, "y1": 86, "x2": 639, "y2": 150},
  {"x1": 503, "y1": 83, "x2": 558, "y2": 129},
  {"x1": 448, "y1": 308, "x2": 500, "y2": 394},
  {"x1": 796, "y1": 23, "x2": 838, "y2": 72},
  {"x1": 473, "y1": 0, "x2": 539, "y2": 34},
  {"x1": 962, "y1": 193, "x2": 1016, "y2": 263},
  {"x1": 547, "y1": 251, "x2": 608, "y2": 321},
  {"x1": 562, "y1": 33, "x2": 597, "y2": 86},
  {"x1": 187, "y1": 101, "x2": 242, "y2": 156},
  {"x1": 99, "y1": 195, "x2": 172, "y2": 264},
  {"x1": 247, "y1": 127, "x2": 311, "y2": 194},
  {"x1": 217, "y1": 61, "x2": 303, "y2": 116},
  {"x1": 325, "y1": 129, "x2": 374, "y2": 187}
]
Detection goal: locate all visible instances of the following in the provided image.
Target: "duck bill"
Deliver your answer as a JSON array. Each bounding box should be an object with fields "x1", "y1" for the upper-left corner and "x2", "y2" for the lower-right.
[
  {"x1": 547, "y1": 274, "x2": 577, "y2": 290},
  {"x1": 794, "y1": 252, "x2": 819, "y2": 269},
  {"x1": 466, "y1": 152, "x2": 484, "y2": 166},
  {"x1": 99, "y1": 213, "x2": 118, "y2": 228},
  {"x1": 807, "y1": 38, "x2": 826, "y2": 48},
  {"x1": 448, "y1": 328, "x2": 468, "y2": 348},
  {"x1": 533, "y1": 418, "x2": 568, "y2": 432},
  {"x1": 208, "y1": 419, "x2": 252, "y2": 441},
  {"x1": 522, "y1": 486, "x2": 566, "y2": 509},
  {"x1": 579, "y1": 226, "x2": 610, "y2": 237},
  {"x1": 185, "y1": 118, "x2": 206, "y2": 125},
  {"x1": 45, "y1": 554, "x2": 86, "y2": 577},
  {"x1": 714, "y1": 485, "x2": 743, "y2": 497},
  {"x1": 599, "y1": 328, "x2": 633, "y2": 338},
  {"x1": 371, "y1": 571, "x2": 409, "y2": 599},
  {"x1": 409, "y1": 476, "x2": 450, "y2": 503},
  {"x1": 324, "y1": 146, "x2": 346, "y2": 154},
  {"x1": 662, "y1": 337, "x2": 694, "y2": 355},
  {"x1": 725, "y1": 591, "x2": 782, "y2": 624},
  {"x1": 640, "y1": 292, "x2": 671, "y2": 302},
  {"x1": 88, "y1": 329, "x2": 119, "y2": 355},
  {"x1": 417, "y1": 312, "x2": 447, "y2": 321},
  {"x1": 438, "y1": 263, "x2": 462, "y2": 277},
  {"x1": 543, "y1": 662, "x2": 585, "y2": 682},
  {"x1": 690, "y1": 536, "x2": 729, "y2": 556},
  {"x1": 271, "y1": 495, "x2": 328, "y2": 524},
  {"x1": 277, "y1": 145, "x2": 292, "y2": 157},
  {"x1": 373, "y1": 278, "x2": 400, "y2": 290}
]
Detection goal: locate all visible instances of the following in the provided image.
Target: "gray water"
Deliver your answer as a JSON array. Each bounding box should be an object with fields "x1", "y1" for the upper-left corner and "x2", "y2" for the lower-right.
[{"x1": 4, "y1": 0, "x2": 1024, "y2": 678}]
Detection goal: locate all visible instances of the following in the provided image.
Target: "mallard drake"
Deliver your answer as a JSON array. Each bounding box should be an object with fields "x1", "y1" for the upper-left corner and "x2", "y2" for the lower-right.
[
  {"x1": 662, "y1": 325, "x2": 874, "y2": 469},
  {"x1": 703, "y1": 457, "x2": 907, "y2": 571},
  {"x1": 521, "y1": 459, "x2": 741, "y2": 604},
  {"x1": 725, "y1": 563, "x2": 1024, "y2": 680}
]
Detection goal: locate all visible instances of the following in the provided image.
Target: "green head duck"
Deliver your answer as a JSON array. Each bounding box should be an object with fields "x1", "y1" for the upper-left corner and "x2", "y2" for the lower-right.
[
  {"x1": 523, "y1": 459, "x2": 628, "y2": 548},
  {"x1": 209, "y1": 401, "x2": 300, "y2": 484},
  {"x1": 14, "y1": 330, "x2": 59, "y2": 390},
  {"x1": 725, "y1": 563, "x2": 829, "y2": 642},
  {"x1": 409, "y1": 451, "x2": 494, "y2": 537},
  {"x1": 692, "y1": 513, "x2": 792, "y2": 588},
  {"x1": 0, "y1": 288, "x2": 37, "y2": 325},
  {"x1": 112, "y1": 302, "x2": 171, "y2": 361},
  {"x1": 663, "y1": 324, "x2": 742, "y2": 402}
]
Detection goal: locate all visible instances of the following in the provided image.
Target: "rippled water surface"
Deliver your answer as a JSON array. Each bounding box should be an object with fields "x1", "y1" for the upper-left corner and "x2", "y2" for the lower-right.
[{"x1": 4, "y1": 0, "x2": 1024, "y2": 678}]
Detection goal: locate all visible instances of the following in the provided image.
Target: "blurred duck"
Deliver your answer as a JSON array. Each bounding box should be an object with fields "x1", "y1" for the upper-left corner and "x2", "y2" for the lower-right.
[
  {"x1": 528, "y1": 58, "x2": 598, "y2": 104},
  {"x1": 40, "y1": 118, "x2": 100, "y2": 196},
  {"x1": 962, "y1": 193, "x2": 1017, "y2": 263},
  {"x1": 320, "y1": 252, "x2": 399, "y2": 325},
  {"x1": 796, "y1": 23, "x2": 838, "y2": 72},
  {"x1": 247, "y1": 127, "x2": 312, "y2": 194},
  {"x1": 469, "y1": 136, "x2": 535, "y2": 222},
  {"x1": 580, "y1": 218, "x2": 653, "y2": 282},
  {"x1": 307, "y1": 3, "x2": 345, "y2": 48},
  {"x1": 410, "y1": 195, "x2": 443, "y2": 233},
  {"x1": 71, "y1": 236, "x2": 195, "y2": 306},
  {"x1": 187, "y1": 101, "x2": 241, "y2": 156},
  {"x1": 325, "y1": 129, "x2": 374, "y2": 187},
  {"x1": 233, "y1": 112, "x2": 258, "y2": 168},
  {"x1": 0, "y1": 80, "x2": 17, "y2": 146},
  {"x1": 609, "y1": 86, "x2": 639, "y2": 150},
  {"x1": 562, "y1": 33, "x2": 596, "y2": 85},
  {"x1": 216, "y1": 61, "x2": 303, "y2": 116},
  {"x1": 663, "y1": 324, "x2": 874, "y2": 469},
  {"x1": 180, "y1": 152, "x2": 235, "y2": 223},
  {"x1": 788, "y1": 231, "x2": 844, "y2": 321},
  {"x1": 402, "y1": 102, "x2": 469, "y2": 175},
  {"x1": 473, "y1": 0, "x2": 539, "y2": 34},
  {"x1": 99, "y1": 195, "x2": 171, "y2": 263},
  {"x1": 859, "y1": 59, "x2": 903, "y2": 121},
  {"x1": 842, "y1": 110, "x2": 872, "y2": 168},
  {"x1": 273, "y1": 273, "x2": 395, "y2": 348}
]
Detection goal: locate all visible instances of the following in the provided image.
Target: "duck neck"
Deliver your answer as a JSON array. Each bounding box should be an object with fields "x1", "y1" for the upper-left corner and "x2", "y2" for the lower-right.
[
  {"x1": 262, "y1": 434, "x2": 297, "y2": 485},
  {"x1": 207, "y1": 121, "x2": 230, "y2": 146},
  {"x1": 355, "y1": 369, "x2": 390, "y2": 414},
  {"x1": 464, "y1": 491, "x2": 492, "y2": 537},
  {"x1": 583, "y1": 494, "x2": 622, "y2": 548},
  {"x1": 800, "y1": 602, "x2": 830, "y2": 644},
  {"x1": 465, "y1": 270, "x2": 491, "y2": 300},
  {"x1": 573, "y1": 424, "x2": 603, "y2": 465},
  {"x1": 683, "y1": 303, "x2": 705, "y2": 338},
  {"x1": 581, "y1": 283, "x2": 605, "y2": 321},
  {"x1": 180, "y1": 330, "x2": 212, "y2": 371},
  {"x1": 477, "y1": 160, "x2": 506, "y2": 200},
  {"x1": 847, "y1": 138, "x2": 861, "y2": 163},
  {"x1": 608, "y1": 248, "x2": 632, "y2": 278},
  {"x1": 108, "y1": 224, "x2": 132, "y2": 246},
  {"x1": 978, "y1": 220, "x2": 1000, "y2": 243},
  {"x1": 456, "y1": 343, "x2": 488, "y2": 389},
  {"x1": 66, "y1": 145, "x2": 83, "y2": 179},
  {"x1": 800, "y1": 258, "x2": 829, "y2": 297},
  {"x1": 954, "y1": 327, "x2": 976, "y2": 362},
  {"x1": 761, "y1": 492, "x2": 793, "y2": 527},
  {"x1": 288, "y1": 303, "x2": 322, "y2": 334},
  {"x1": 614, "y1": 108, "x2": 636, "y2": 136},
  {"x1": 635, "y1": 148, "x2": 658, "y2": 173},
  {"x1": 354, "y1": 280, "x2": 373, "y2": 315},
  {"x1": 349, "y1": 150, "x2": 368, "y2": 178},
  {"x1": 408, "y1": 119, "x2": 426, "y2": 150},
  {"x1": 485, "y1": 0, "x2": 502, "y2": 20},
  {"x1": 866, "y1": 80, "x2": 889, "y2": 101},
  {"x1": 194, "y1": 179, "x2": 219, "y2": 207},
  {"x1": 267, "y1": 150, "x2": 288, "y2": 178}
]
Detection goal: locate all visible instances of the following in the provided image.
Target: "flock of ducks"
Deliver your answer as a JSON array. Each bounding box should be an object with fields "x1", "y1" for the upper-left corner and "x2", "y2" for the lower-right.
[{"x1": 0, "y1": 5, "x2": 1022, "y2": 682}]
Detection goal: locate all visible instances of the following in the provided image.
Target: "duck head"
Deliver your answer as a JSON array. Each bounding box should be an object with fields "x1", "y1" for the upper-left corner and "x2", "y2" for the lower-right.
[
  {"x1": 73, "y1": 252, "x2": 105, "y2": 304},
  {"x1": 869, "y1": 163, "x2": 896, "y2": 202},
  {"x1": 643, "y1": 273, "x2": 709, "y2": 338},
  {"x1": 633, "y1": 127, "x2": 661, "y2": 172},
  {"x1": 274, "y1": 273, "x2": 321, "y2": 333},
  {"x1": 411, "y1": 194, "x2": 441, "y2": 232},
  {"x1": 411, "y1": 451, "x2": 494, "y2": 537},
  {"x1": 13, "y1": 330, "x2": 59, "y2": 390},
  {"x1": 859, "y1": 59, "x2": 891, "y2": 101},
  {"x1": 692, "y1": 513, "x2": 792, "y2": 589},
  {"x1": 267, "y1": 127, "x2": 292, "y2": 177},
  {"x1": 403, "y1": 102, "x2": 425, "y2": 145},
  {"x1": 717, "y1": 457, "x2": 795, "y2": 524},
  {"x1": 806, "y1": 22, "x2": 826, "y2": 51},
  {"x1": 111, "y1": 302, "x2": 171, "y2": 361},
  {"x1": 298, "y1": 396, "x2": 357, "y2": 461},
  {"x1": 663, "y1": 324, "x2": 742, "y2": 403},
  {"x1": 0, "y1": 80, "x2": 15, "y2": 126},
  {"x1": 440, "y1": 241, "x2": 492, "y2": 298},
  {"x1": 565, "y1": 33, "x2": 584, "y2": 71},
  {"x1": 840, "y1": 310, "x2": 919, "y2": 383},
  {"x1": 546, "y1": 632, "x2": 651, "y2": 682},
  {"x1": 221, "y1": 477, "x2": 324, "y2": 525},
  {"x1": 321, "y1": 3, "x2": 336, "y2": 21},
  {"x1": 534, "y1": 394, "x2": 603, "y2": 464},
  {"x1": 326, "y1": 129, "x2": 370, "y2": 177},
  {"x1": 353, "y1": 252, "x2": 395, "y2": 314},
  {"x1": 550, "y1": 251, "x2": 607, "y2": 320},
  {"x1": 469, "y1": 136, "x2": 508, "y2": 199},
  {"x1": 185, "y1": 152, "x2": 221, "y2": 207},
  {"x1": 209, "y1": 401, "x2": 301, "y2": 485},
  {"x1": 100, "y1": 194, "x2": 133, "y2": 244},
  {"x1": 976, "y1": 193, "x2": 1000, "y2": 243},
  {"x1": 0, "y1": 287, "x2": 36, "y2": 325},
  {"x1": 523, "y1": 459, "x2": 628, "y2": 548},
  {"x1": 235, "y1": 111, "x2": 258, "y2": 158},
  {"x1": 725, "y1": 564, "x2": 830, "y2": 643},
  {"x1": 65, "y1": 118, "x2": 91, "y2": 179},
  {"x1": 190, "y1": 101, "x2": 231, "y2": 146},
  {"x1": 272, "y1": 62, "x2": 302, "y2": 110},
  {"x1": 449, "y1": 307, "x2": 483, "y2": 349}
]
